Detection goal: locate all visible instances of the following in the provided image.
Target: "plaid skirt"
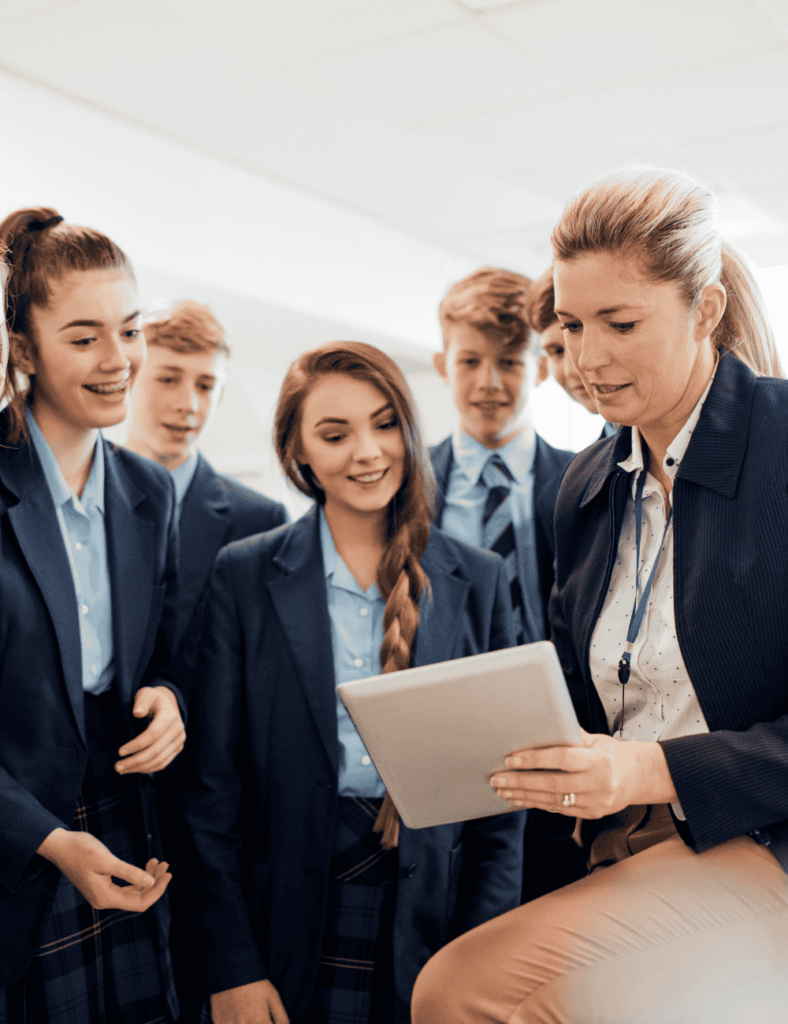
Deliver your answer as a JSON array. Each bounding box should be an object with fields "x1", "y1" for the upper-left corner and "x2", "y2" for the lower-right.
[
  {"x1": 200, "y1": 796, "x2": 408, "y2": 1024},
  {"x1": 0, "y1": 690, "x2": 177, "y2": 1024}
]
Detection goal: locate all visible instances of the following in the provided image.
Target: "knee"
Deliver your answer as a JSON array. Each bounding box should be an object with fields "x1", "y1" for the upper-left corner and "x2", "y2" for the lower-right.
[{"x1": 412, "y1": 939, "x2": 477, "y2": 1024}]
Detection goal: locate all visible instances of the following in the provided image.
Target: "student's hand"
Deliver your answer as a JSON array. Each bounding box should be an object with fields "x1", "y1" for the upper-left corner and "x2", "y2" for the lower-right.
[
  {"x1": 210, "y1": 980, "x2": 290, "y2": 1024},
  {"x1": 37, "y1": 828, "x2": 171, "y2": 910},
  {"x1": 115, "y1": 686, "x2": 186, "y2": 774},
  {"x1": 489, "y1": 729, "x2": 678, "y2": 818}
]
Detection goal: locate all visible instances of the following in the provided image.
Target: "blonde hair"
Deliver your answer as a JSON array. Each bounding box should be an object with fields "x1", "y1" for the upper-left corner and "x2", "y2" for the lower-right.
[
  {"x1": 438, "y1": 267, "x2": 534, "y2": 353},
  {"x1": 551, "y1": 167, "x2": 781, "y2": 377},
  {"x1": 143, "y1": 300, "x2": 230, "y2": 357}
]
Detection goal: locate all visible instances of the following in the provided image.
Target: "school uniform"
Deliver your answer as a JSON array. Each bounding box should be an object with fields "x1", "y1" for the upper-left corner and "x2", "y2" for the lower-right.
[
  {"x1": 182, "y1": 506, "x2": 525, "y2": 1023},
  {"x1": 0, "y1": 409, "x2": 182, "y2": 1023}
]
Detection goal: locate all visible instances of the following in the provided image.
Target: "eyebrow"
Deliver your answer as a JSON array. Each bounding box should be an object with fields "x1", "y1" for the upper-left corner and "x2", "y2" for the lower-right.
[
  {"x1": 314, "y1": 402, "x2": 393, "y2": 428},
  {"x1": 555, "y1": 305, "x2": 647, "y2": 318},
  {"x1": 59, "y1": 310, "x2": 141, "y2": 332}
]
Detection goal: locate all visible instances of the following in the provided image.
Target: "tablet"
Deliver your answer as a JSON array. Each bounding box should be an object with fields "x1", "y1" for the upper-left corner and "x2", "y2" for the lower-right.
[{"x1": 336, "y1": 641, "x2": 583, "y2": 829}]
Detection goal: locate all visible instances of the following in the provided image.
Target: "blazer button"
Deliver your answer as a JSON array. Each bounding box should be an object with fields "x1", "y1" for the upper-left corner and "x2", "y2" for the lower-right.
[{"x1": 403, "y1": 863, "x2": 418, "y2": 879}]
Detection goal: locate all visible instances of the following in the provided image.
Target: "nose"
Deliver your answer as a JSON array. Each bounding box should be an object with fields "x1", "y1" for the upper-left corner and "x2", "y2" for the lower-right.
[
  {"x1": 354, "y1": 427, "x2": 382, "y2": 462},
  {"x1": 174, "y1": 383, "x2": 200, "y2": 416},
  {"x1": 572, "y1": 325, "x2": 610, "y2": 376},
  {"x1": 479, "y1": 359, "x2": 502, "y2": 391},
  {"x1": 99, "y1": 334, "x2": 131, "y2": 373}
]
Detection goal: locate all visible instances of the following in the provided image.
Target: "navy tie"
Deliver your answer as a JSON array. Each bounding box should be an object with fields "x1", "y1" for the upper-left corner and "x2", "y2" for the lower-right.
[{"x1": 482, "y1": 455, "x2": 526, "y2": 645}]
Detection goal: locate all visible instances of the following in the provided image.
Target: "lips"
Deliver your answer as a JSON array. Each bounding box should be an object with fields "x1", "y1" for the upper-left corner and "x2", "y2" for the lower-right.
[
  {"x1": 591, "y1": 383, "x2": 630, "y2": 397},
  {"x1": 83, "y1": 378, "x2": 129, "y2": 395},
  {"x1": 348, "y1": 468, "x2": 387, "y2": 484},
  {"x1": 163, "y1": 424, "x2": 195, "y2": 434}
]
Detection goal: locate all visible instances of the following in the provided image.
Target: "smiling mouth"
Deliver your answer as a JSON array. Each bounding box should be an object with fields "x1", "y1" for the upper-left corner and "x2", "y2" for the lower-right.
[
  {"x1": 83, "y1": 379, "x2": 129, "y2": 395},
  {"x1": 163, "y1": 424, "x2": 195, "y2": 434},
  {"x1": 349, "y1": 468, "x2": 387, "y2": 484},
  {"x1": 474, "y1": 401, "x2": 507, "y2": 412},
  {"x1": 592, "y1": 383, "x2": 630, "y2": 397}
]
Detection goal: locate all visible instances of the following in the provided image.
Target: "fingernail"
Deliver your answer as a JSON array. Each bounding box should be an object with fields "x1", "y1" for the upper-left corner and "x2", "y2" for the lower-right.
[
  {"x1": 490, "y1": 776, "x2": 503, "y2": 787},
  {"x1": 506, "y1": 756, "x2": 522, "y2": 768},
  {"x1": 115, "y1": 764, "x2": 124, "y2": 774}
]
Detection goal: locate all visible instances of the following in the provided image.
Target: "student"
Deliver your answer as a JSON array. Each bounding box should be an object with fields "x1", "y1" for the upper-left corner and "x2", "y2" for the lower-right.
[
  {"x1": 526, "y1": 266, "x2": 617, "y2": 439},
  {"x1": 0, "y1": 208, "x2": 185, "y2": 1023},
  {"x1": 182, "y1": 342, "x2": 525, "y2": 1024},
  {"x1": 125, "y1": 300, "x2": 288, "y2": 676},
  {"x1": 431, "y1": 268, "x2": 573, "y2": 648}
]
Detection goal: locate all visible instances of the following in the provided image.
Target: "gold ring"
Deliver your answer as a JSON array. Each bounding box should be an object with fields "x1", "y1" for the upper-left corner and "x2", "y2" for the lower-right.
[{"x1": 562, "y1": 793, "x2": 576, "y2": 807}]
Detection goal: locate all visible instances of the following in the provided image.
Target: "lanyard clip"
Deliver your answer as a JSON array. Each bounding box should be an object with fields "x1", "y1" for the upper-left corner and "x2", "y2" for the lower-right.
[{"x1": 618, "y1": 657, "x2": 630, "y2": 686}]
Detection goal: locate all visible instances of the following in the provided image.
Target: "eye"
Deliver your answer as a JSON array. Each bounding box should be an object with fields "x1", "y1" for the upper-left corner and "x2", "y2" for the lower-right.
[
  {"x1": 321, "y1": 431, "x2": 346, "y2": 444},
  {"x1": 70, "y1": 336, "x2": 95, "y2": 347},
  {"x1": 559, "y1": 322, "x2": 582, "y2": 334},
  {"x1": 157, "y1": 376, "x2": 178, "y2": 385},
  {"x1": 122, "y1": 328, "x2": 141, "y2": 340},
  {"x1": 198, "y1": 383, "x2": 215, "y2": 393},
  {"x1": 462, "y1": 357, "x2": 480, "y2": 366},
  {"x1": 377, "y1": 417, "x2": 398, "y2": 431},
  {"x1": 611, "y1": 321, "x2": 636, "y2": 334}
]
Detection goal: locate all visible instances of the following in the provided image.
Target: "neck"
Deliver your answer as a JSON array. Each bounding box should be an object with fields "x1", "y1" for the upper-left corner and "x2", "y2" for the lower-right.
[
  {"x1": 126, "y1": 430, "x2": 193, "y2": 470},
  {"x1": 323, "y1": 500, "x2": 388, "y2": 591},
  {"x1": 30, "y1": 403, "x2": 97, "y2": 499},
  {"x1": 638, "y1": 346, "x2": 716, "y2": 480}
]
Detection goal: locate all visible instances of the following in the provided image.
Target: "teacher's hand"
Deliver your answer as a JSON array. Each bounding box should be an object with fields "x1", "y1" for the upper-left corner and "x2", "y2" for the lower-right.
[{"x1": 490, "y1": 729, "x2": 678, "y2": 818}]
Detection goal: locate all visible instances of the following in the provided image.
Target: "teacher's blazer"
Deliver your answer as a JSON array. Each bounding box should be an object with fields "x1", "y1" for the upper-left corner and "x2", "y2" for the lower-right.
[
  {"x1": 182, "y1": 507, "x2": 526, "y2": 1020},
  {"x1": 549, "y1": 352, "x2": 788, "y2": 869},
  {"x1": 0, "y1": 415, "x2": 183, "y2": 993}
]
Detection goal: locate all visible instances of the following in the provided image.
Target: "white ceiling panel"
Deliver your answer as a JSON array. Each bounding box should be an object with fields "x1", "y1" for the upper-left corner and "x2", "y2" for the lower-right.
[
  {"x1": 750, "y1": 0, "x2": 788, "y2": 35},
  {"x1": 420, "y1": 92, "x2": 669, "y2": 175},
  {"x1": 487, "y1": 0, "x2": 780, "y2": 87},
  {"x1": 3, "y1": 0, "x2": 77, "y2": 27},
  {"x1": 153, "y1": 0, "x2": 465, "y2": 62},
  {"x1": 300, "y1": 20, "x2": 571, "y2": 126},
  {"x1": 598, "y1": 46, "x2": 788, "y2": 142},
  {"x1": 682, "y1": 126, "x2": 788, "y2": 191},
  {"x1": 449, "y1": 222, "x2": 558, "y2": 276}
]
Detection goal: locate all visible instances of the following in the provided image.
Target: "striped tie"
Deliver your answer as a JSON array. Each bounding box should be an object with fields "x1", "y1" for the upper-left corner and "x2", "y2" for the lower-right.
[{"x1": 482, "y1": 455, "x2": 526, "y2": 645}]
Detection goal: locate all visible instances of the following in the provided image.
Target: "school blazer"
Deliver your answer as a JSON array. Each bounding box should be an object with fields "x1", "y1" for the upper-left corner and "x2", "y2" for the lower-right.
[
  {"x1": 549, "y1": 352, "x2": 788, "y2": 870},
  {"x1": 182, "y1": 508, "x2": 526, "y2": 1019},
  {"x1": 0, "y1": 419, "x2": 182, "y2": 990},
  {"x1": 430, "y1": 433, "x2": 574, "y2": 630},
  {"x1": 175, "y1": 454, "x2": 288, "y2": 652}
]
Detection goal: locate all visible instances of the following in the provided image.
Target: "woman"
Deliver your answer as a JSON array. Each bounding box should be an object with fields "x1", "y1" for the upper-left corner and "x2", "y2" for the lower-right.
[
  {"x1": 182, "y1": 342, "x2": 525, "y2": 1024},
  {"x1": 412, "y1": 167, "x2": 788, "y2": 1023},
  {"x1": 0, "y1": 208, "x2": 186, "y2": 1023}
]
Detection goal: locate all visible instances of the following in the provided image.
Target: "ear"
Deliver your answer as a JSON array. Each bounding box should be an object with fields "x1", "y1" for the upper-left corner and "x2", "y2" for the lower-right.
[
  {"x1": 535, "y1": 354, "x2": 549, "y2": 387},
  {"x1": 9, "y1": 332, "x2": 35, "y2": 376},
  {"x1": 432, "y1": 350, "x2": 448, "y2": 382},
  {"x1": 694, "y1": 282, "x2": 726, "y2": 342}
]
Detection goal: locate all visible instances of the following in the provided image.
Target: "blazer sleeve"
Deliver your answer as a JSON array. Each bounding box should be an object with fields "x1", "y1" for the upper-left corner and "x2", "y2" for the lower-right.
[
  {"x1": 181, "y1": 549, "x2": 270, "y2": 996},
  {"x1": 453, "y1": 557, "x2": 526, "y2": 933},
  {"x1": 0, "y1": 774, "x2": 69, "y2": 893}
]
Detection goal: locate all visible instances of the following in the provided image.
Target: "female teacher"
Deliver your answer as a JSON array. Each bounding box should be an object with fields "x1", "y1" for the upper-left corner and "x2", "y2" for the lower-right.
[{"x1": 412, "y1": 166, "x2": 788, "y2": 1023}]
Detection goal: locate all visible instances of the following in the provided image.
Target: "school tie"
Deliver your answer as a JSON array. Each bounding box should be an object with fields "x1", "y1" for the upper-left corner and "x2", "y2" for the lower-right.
[{"x1": 481, "y1": 454, "x2": 527, "y2": 645}]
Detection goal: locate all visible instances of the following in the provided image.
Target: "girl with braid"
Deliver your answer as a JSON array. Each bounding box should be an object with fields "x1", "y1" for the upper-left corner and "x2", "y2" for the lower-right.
[{"x1": 182, "y1": 342, "x2": 525, "y2": 1024}]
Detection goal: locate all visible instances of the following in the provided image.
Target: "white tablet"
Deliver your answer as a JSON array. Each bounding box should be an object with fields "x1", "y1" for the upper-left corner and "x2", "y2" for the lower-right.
[{"x1": 336, "y1": 641, "x2": 583, "y2": 829}]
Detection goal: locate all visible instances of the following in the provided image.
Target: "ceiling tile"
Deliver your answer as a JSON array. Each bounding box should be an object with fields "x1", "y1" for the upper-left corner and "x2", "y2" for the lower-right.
[
  {"x1": 682, "y1": 126, "x2": 788, "y2": 190},
  {"x1": 153, "y1": 0, "x2": 466, "y2": 62},
  {"x1": 3, "y1": 0, "x2": 76, "y2": 26},
  {"x1": 420, "y1": 92, "x2": 667, "y2": 175},
  {"x1": 749, "y1": 0, "x2": 788, "y2": 37},
  {"x1": 487, "y1": 0, "x2": 778, "y2": 87},
  {"x1": 449, "y1": 222, "x2": 557, "y2": 276},
  {"x1": 597, "y1": 46, "x2": 788, "y2": 141},
  {"x1": 300, "y1": 21, "x2": 571, "y2": 126}
]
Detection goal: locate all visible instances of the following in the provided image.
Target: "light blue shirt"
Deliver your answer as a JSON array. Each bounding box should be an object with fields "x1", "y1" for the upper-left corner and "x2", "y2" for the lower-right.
[
  {"x1": 320, "y1": 509, "x2": 387, "y2": 797},
  {"x1": 441, "y1": 427, "x2": 545, "y2": 641},
  {"x1": 26, "y1": 407, "x2": 115, "y2": 694},
  {"x1": 170, "y1": 452, "x2": 199, "y2": 519}
]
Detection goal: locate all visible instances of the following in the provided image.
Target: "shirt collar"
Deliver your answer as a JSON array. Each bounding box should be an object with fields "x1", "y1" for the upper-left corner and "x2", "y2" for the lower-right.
[
  {"x1": 26, "y1": 405, "x2": 104, "y2": 514},
  {"x1": 451, "y1": 424, "x2": 536, "y2": 487},
  {"x1": 319, "y1": 507, "x2": 383, "y2": 601},
  {"x1": 170, "y1": 451, "x2": 199, "y2": 509},
  {"x1": 618, "y1": 360, "x2": 719, "y2": 484}
]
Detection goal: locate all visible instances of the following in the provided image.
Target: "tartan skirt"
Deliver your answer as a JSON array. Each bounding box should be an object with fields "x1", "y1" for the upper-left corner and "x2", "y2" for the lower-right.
[{"x1": 0, "y1": 690, "x2": 177, "y2": 1024}]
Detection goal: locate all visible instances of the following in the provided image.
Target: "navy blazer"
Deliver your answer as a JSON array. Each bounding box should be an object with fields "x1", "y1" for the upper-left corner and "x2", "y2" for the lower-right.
[
  {"x1": 430, "y1": 432, "x2": 574, "y2": 627},
  {"x1": 550, "y1": 352, "x2": 788, "y2": 869},
  {"x1": 175, "y1": 454, "x2": 288, "y2": 652},
  {"x1": 182, "y1": 508, "x2": 525, "y2": 1018},
  {"x1": 0, "y1": 418, "x2": 182, "y2": 991}
]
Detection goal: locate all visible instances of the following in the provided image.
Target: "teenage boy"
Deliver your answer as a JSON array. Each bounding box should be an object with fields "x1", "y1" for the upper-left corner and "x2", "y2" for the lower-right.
[
  {"x1": 432, "y1": 267, "x2": 572, "y2": 647},
  {"x1": 432, "y1": 269, "x2": 584, "y2": 904},
  {"x1": 126, "y1": 300, "x2": 288, "y2": 677}
]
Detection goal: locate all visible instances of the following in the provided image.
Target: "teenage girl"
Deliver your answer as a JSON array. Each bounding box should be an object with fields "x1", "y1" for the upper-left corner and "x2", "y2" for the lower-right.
[
  {"x1": 0, "y1": 208, "x2": 185, "y2": 1023},
  {"x1": 182, "y1": 342, "x2": 525, "y2": 1024}
]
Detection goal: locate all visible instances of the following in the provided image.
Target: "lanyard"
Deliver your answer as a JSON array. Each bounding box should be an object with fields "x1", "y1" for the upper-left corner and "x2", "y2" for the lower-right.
[{"x1": 616, "y1": 448, "x2": 673, "y2": 735}]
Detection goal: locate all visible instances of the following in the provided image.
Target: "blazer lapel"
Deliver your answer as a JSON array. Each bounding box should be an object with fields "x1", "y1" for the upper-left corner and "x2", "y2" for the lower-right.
[
  {"x1": 3, "y1": 445, "x2": 86, "y2": 742},
  {"x1": 268, "y1": 508, "x2": 339, "y2": 775},
  {"x1": 429, "y1": 437, "x2": 454, "y2": 528},
  {"x1": 104, "y1": 443, "x2": 158, "y2": 705},
  {"x1": 176, "y1": 455, "x2": 232, "y2": 644},
  {"x1": 413, "y1": 532, "x2": 470, "y2": 668}
]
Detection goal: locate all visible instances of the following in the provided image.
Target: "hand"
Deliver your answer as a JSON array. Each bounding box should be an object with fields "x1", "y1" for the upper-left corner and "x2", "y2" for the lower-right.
[
  {"x1": 37, "y1": 828, "x2": 171, "y2": 911},
  {"x1": 489, "y1": 729, "x2": 678, "y2": 819},
  {"x1": 210, "y1": 980, "x2": 290, "y2": 1024},
  {"x1": 116, "y1": 686, "x2": 186, "y2": 774}
]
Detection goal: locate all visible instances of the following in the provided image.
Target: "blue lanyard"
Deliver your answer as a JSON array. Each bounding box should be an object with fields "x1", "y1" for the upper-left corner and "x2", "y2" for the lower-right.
[{"x1": 616, "y1": 448, "x2": 673, "y2": 734}]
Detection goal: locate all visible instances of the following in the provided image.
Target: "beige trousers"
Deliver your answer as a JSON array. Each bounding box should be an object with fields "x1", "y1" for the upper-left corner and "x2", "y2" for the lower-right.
[{"x1": 412, "y1": 832, "x2": 788, "y2": 1024}]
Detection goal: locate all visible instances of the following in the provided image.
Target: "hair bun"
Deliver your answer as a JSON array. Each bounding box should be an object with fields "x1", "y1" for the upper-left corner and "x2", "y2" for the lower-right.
[{"x1": 27, "y1": 215, "x2": 64, "y2": 232}]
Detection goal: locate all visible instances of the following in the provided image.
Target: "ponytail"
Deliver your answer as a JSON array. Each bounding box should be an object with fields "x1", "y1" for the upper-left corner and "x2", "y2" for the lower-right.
[{"x1": 715, "y1": 242, "x2": 781, "y2": 377}]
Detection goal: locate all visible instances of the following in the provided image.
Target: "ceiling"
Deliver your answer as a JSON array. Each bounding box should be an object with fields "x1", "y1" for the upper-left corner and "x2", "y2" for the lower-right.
[{"x1": 2, "y1": 0, "x2": 788, "y2": 277}]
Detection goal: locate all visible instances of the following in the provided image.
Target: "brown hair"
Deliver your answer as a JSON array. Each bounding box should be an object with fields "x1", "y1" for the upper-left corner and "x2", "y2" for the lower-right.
[
  {"x1": 438, "y1": 267, "x2": 534, "y2": 353},
  {"x1": 143, "y1": 300, "x2": 230, "y2": 357},
  {"x1": 551, "y1": 167, "x2": 781, "y2": 377},
  {"x1": 0, "y1": 206, "x2": 134, "y2": 439},
  {"x1": 275, "y1": 342, "x2": 435, "y2": 845},
  {"x1": 524, "y1": 267, "x2": 558, "y2": 333}
]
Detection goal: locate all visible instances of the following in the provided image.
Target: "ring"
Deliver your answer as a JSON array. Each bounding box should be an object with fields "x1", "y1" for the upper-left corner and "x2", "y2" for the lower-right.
[{"x1": 562, "y1": 793, "x2": 576, "y2": 807}]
